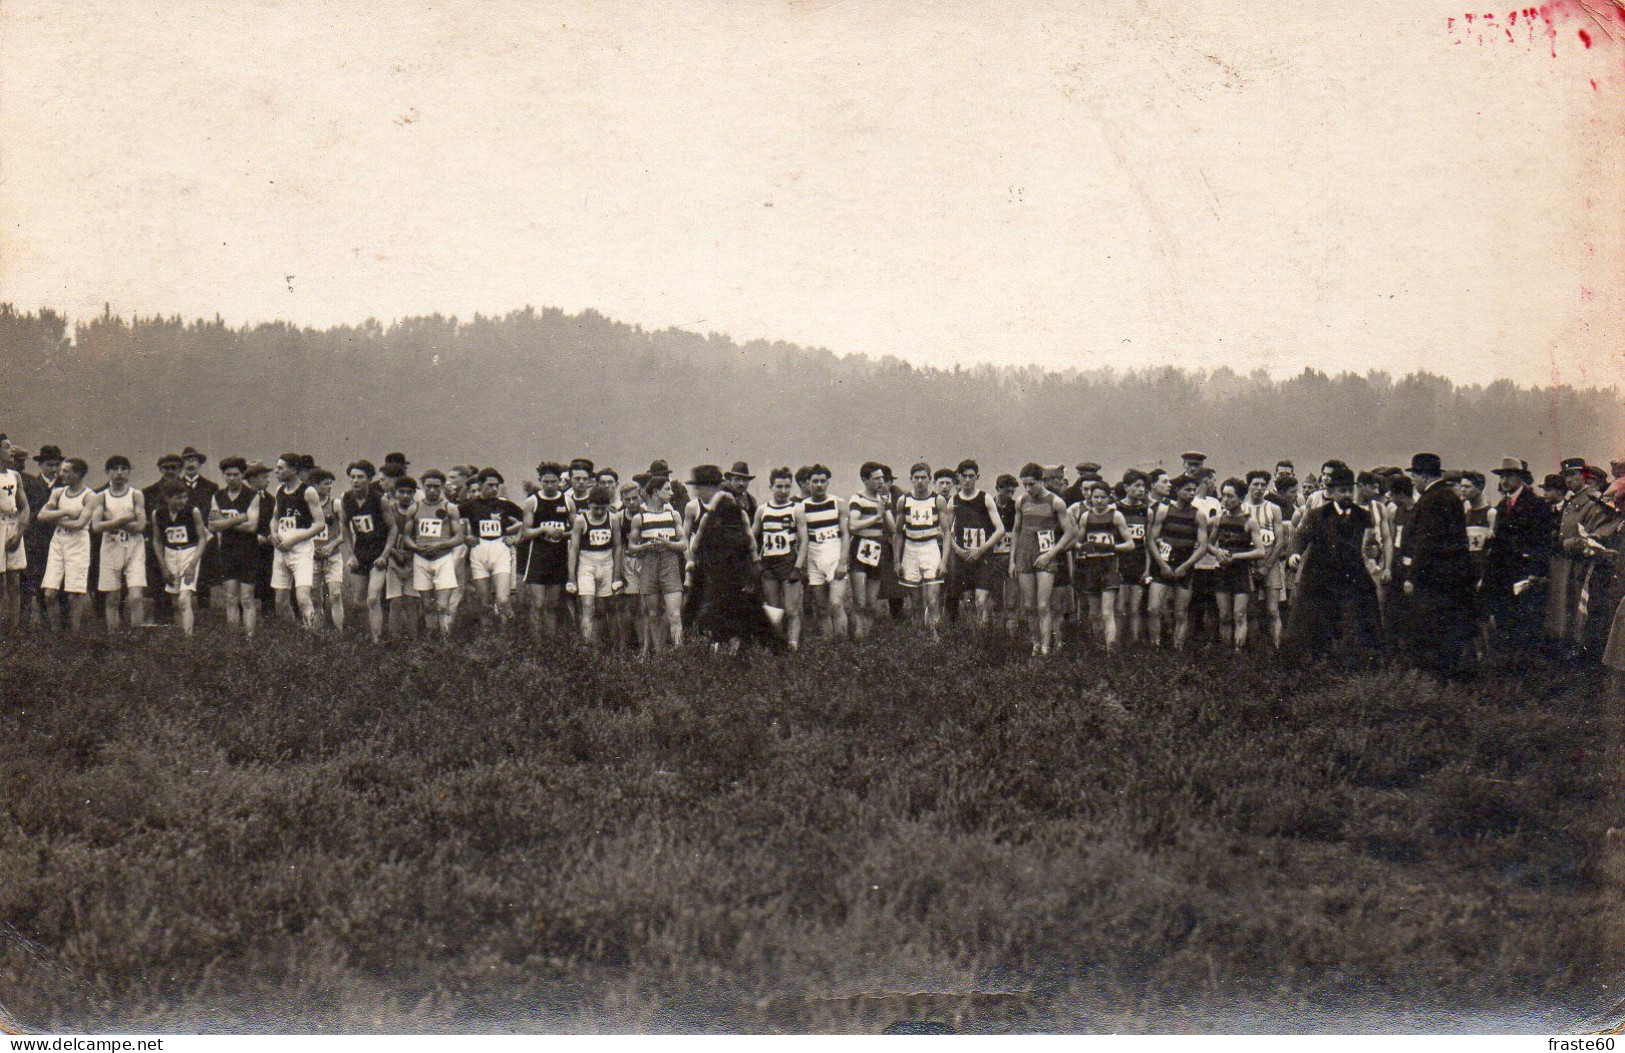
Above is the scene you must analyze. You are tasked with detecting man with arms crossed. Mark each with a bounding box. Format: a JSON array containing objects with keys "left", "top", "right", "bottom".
[{"left": 92, "top": 455, "right": 148, "bottom": 631}]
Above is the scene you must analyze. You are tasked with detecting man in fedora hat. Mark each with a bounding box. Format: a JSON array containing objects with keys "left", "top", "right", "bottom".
[
  {"left": 1546, "top": 457, "right": 1622, "bottom": 653},
  {"left": 179, "top": 447, "right": 219, "bottom": 606},
  {"left": 682, "top": 465, "right": 727, "bottom": 627},
  {"left": 1283, "top": 464, "right": 1383, "bottom": 661},
  {"left": 723, "top": 461, "right": 758, "bottom": 522},
  {"left": 1395, "top": 452, "right": 1476, "bottom": 675},
  {"left": 1480, "top": 457, "right": 1554, "bottom": 654},
  {"left": 20, "top": 444, "right": 63, "bottom": 623}
]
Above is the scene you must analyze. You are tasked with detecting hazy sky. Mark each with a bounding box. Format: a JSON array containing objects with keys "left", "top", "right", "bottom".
[{"left": 3, "top": 0, "right": 1621, "bottom": 386}]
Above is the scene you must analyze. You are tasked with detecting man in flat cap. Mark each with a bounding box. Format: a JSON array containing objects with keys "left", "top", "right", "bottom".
[
  {"left": 1395, "top": 453, "right": 1476, "bottom": 676},
  {"left": 1479, "top": 457, "right": 1554, "bottom": 654}
]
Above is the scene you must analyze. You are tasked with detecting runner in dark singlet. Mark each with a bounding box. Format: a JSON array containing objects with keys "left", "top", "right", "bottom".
[{"left": 1147, "top": 474, "right": 1207, "bottom": 650}]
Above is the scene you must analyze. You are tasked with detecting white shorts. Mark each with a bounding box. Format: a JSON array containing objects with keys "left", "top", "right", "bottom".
[
  {"left": 315, "top": 550, "right": 346, "bottom": 589},
  {"left": 98, "top": 533, "right": 148, "bottom": 591},
  {"left": 576, "top": 550, "right": 616, "bottom": 598},
  {"left": 805, "top": 539, "right": 843, "bottom": 587},
  {"left": 468, "top": 539, "right": 514, "bottom": 581},
  {"left": 899, "top": 539, "right": 942, "bottom": 586},
  {"left": 413, "top": 551, "right": 460, "bottom": 593},
  {"left": 385, "top": 556, "right": 419, "bottom": 600},
  {"left": 271, "top": 540, "right": 315, "bottom": 589},
  {"left": 0, "top": 517, "right": 27, "bottom": 572},
  {"left": 621, "top": 554, "right": 642, "bottom": 596},
  {"left": 163, "top": 545, "right": 202, "bottom": 594},
  {"left": 43, "top": 530, "right": 91, "bottom": 594}
]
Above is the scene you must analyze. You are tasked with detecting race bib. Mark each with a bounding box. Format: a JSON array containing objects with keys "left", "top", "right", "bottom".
[
  {"left": 165, "top": 525, "right": 189, "bottom": 545},
  {"left": 909, "top": 504, "right": 934, "bottom": 527},
  {"left": 1037, "top": 529, "right": 1057, "bottom": 553},
  {"left": 1156, "top": 539, "right": 1174, "bottom": 561},
  {"left": 959, "top": 527, "right": 986, "bottom": 549},
  {"left": 587, "top": 526, "right": 612, "bottom": 547},
  {"left": 1087, "top": 531, "right": 1115, "bottom": 549},
  {"left": 111, "top": 529, "right": 130, "bottom": 544},
  {"left": 994, "top": 533, "right": 1013, "bottom": 553},
  {"left": 316, "top": 524, "right": 329, "bottom": 543},
  {"left": 541, "top": 519, "right": 567, "bottom": 535},
  {"left": 1127, "top": 523, "right": 1146, "bottom": 541},
  {"left": 855, "top": 538, "right": 882, "bottom": 567},
  {"left": 479, "top": 518, "right": 503, "bottom": 539},
  {"left": 646, "top": 526, "right": 676, "bottom": 541},
  {"left": 811, "top": 525, "right": 840, "bottom": 544},
  {"left": 418, "top": 518, "right": 444, "bottom": 540},
  {"left": 1467, "top": 526, "right": 1489, "bottom": 552},
  {"left": 352, "top": 513, "right": 375, "bottom": 535},
  {"left": 278, "top": 515, "right": 299, "bottom": 532},
  {"left": 1259, "top": 528, "right": 1276, "bottom": 548},
  {"left": 763, "top": 531, "right": 793, "bottom": 556}
]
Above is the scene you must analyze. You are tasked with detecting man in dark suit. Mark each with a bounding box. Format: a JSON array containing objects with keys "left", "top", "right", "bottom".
[
  {"left": 20, "top": 444, "right": 62, "bottom": 624},
  {"left": 1397, "top": 452, "right": 1477, "bottom": 676},
  {"left": 1282, "top": 464, "right": 1383, "bottom": 663},
  {"left": 1479, "top": 457, "right": 1555, "bottom": 655},
  {"left": 179, "top": 446, "right": 219, "bottom": 606}
]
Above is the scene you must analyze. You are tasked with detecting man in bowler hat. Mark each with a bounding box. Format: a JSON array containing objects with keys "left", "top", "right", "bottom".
[
  {"left": 1396, "top": 452, "right": 1477, "bottom": 676},
  {"left": 1479, "top": 457, "right": 1555, "bottom": 654}
]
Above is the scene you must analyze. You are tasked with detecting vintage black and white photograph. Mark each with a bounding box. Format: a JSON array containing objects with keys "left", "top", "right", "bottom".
[{"left": 1, "top": 0, "right": 1623, "bottom": 1036}]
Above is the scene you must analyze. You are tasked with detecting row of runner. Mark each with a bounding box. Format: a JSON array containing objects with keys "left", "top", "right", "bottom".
[{"left": 0, "top": 441, "right": 1620, "bottom": 670}]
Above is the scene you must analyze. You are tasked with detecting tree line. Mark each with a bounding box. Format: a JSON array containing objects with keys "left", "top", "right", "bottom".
[{"left": 1, "top": 303, "right": 1617, "bottom": 486}]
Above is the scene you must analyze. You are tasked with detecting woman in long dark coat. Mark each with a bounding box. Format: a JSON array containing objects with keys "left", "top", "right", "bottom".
[{"left": 691, "top": 491, "right": 782, "bottom": 653}]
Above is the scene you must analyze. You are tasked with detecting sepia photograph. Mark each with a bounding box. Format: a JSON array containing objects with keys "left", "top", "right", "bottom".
[{"left": 2, "top": 0, "right": 1624, "bottom": 1036}]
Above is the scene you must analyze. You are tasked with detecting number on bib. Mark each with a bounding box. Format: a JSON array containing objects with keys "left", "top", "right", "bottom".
[
  {"left": 165, "top": 525, "right": 189, "bottom": 545},
  {"left": 812, "top": 526, "right": 840, "bottom": 544},
  {"left": 960, "top": 527, "right": 986, "bottom": 549},
  {"left": 1128, "top": 523, "right": 1146, "bottom": 541},
  {"left": 1156, "top": 539, "right": 1174, "bottom": 561},
  {"left": 418, "top": 518, "right": 444, "bottom": 539},
  {"left": 995, "top": 533, "right": 1013, "bottom": 553},
  {"left": 352, "top": 513, "right": 375, "bottom": 535},
  {"left": 479, "top": 519, "right": 502, "bottom": 539},
  {"left": 763, "top": 531, "right": 792, "bottom": 556},
  {"left": 1087, "top": 531, "right": 1115, "bottom": 549},
  {"left": 112, "top": 529, "right": 129, "bottom": 544},
  {"left": 1467, "top": 527, "right": 1488, "bottom": 552},
  {"left": 855, "top": 538, "right": 882, "bottom": 566},
  {"left": 1037, "top": 529, "right": 1057, "bottom": 553},
  {"left": 587, "top": 527, "right": 611, "bottom": 547},
  {"left": 1259, "top": 528, "right": 1276, "bottom": 548},
  {"left": 278, "top": 516, "right": 299, "bottom": 532}
]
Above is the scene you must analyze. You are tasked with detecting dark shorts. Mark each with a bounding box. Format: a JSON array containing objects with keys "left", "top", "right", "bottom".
[
  {"left": 525, "top": 540, "right": 569, "bottom": 586},
  {"left": 1212, "top": 562, "right": 1252, "bottom": 595},
  {"left": 947, "top": 555, "right": 1003, "bottom": 598},
  {"left": 1118, "top": 550, "right": 1148, "bottom": 587},
  {"left": 760, "top": 555, "right": 802, "bottom": 584},
  {"left": 849, "top": 535, "right": 886, "bottom": 575},
  {"left": 1190, "top": 567, "right": 1219, "bottom": 596},
  {"left": 1075, "top": 556, "right": 1123, "bottom": 594},
  {"left": 216, "top": 535, "right": 261, "bottom": 582},
  {"left": 1152, "top": 549, "right": 1195, "bottom": 586}
]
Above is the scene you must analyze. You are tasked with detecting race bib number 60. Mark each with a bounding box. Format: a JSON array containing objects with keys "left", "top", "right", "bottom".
[{"left": 479, "top": 519, "right": 503, "bottom": 539}]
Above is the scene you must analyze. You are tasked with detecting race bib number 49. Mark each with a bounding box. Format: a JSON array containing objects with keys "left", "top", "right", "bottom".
[{"left": 763, "top": 531, "right": 793, "bottom": 556}]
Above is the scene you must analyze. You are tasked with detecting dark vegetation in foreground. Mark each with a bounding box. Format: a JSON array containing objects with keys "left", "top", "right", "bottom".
[{"left": 1, "top": 626, "right": 1622, "bottom": 1033}]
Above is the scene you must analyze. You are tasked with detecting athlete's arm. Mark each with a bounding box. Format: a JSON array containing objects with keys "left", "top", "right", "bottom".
[
  {"left": 892, "top": 499, "right": 906, "bottom": 565},
  {"left": 231, "top": 494, "right": 259, "bottom": 534},
  {"left": 943, "top": 499, "right": 966, "bottom": 560},
  {"left": 980, "top": 492, "right": 1005, "bottom": 559},
  {"left": 834, "top": 496, "right": 850, "bottom": 576},
  {"left": 130, "top": 489, "right": 147, "bottom": 534},
  {"left": 1147, "top": 505, "right": 1174, "bottom": 576},
  {"left": 611, "top": 511, "right": 625, "bottom": 591},
  {"left": 565, "top": 515, "right": 583, "bottom": 593},
  {"left": 793, "top": 504, "right": 809, "bottom": 572},
  {"left": 503, "top": 504, "right": 524, "bottom": 539},
  {"left": 87, "top": 491, "right": 109, "bottom": 534},
  {"left": 1235, "top": 519, "right": 1266, "bottom": 562},
  {"left": 36, "top": 488, "right": 64, "bottom": 525},
  {"left": 1112, "top": 511, "right": 1135, "bottom": 553},
  {"left": 1174, "top": 517, "right": 1208, "bottom": 578},
  {"left": 668, "top": 511, "right": 689, "bottom": 553},
  {"left": 1008, "top": 503, "right": 1023, "bottom": 578},
  {"left": 849, "top": 500, "right": 881, "bottom": 535},
  {"left": 443, "top": 503, "right": 465, "bottom": 556},
  {"left": 185, "top": 507, "right": 210, "bottom": 576},
  {"left": 293, "top": 487, "right": 326, "bottom": 546},
  {"left": 1377, "top": 504, "right": 1394, "bottom": 582}
]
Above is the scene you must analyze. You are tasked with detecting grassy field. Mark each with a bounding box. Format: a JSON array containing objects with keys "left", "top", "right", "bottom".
[{"left": 1, "top": 622, "right": 1621, "bottom": 1033}]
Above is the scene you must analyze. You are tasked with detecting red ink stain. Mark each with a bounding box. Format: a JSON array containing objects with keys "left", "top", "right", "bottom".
[
  {"left": 1466, "top": 12, "right": 1476, "bottom": 21},
  {"left": 1593, "top": 77, "right": 1600, "bottom": 88},
  {"left": 1510, "top": 9, "right": 1518, "bottom": 21},
  {"left": 1580, "top": 27, "right": 1593, "bottom": 46},
  {"left": 1581, "top": 286, "right": 1595, "bottom": 301}
]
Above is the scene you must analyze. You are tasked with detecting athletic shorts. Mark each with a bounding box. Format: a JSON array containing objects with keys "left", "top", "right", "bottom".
[
  {"left": 525, "top": 540, "right": 569, "bottom": 587},
  {"left": 1254, "top": 561, "right": 1285, "bottom": 595},
  {"left": 0, "top": 518, "right": 26, "bottom": 572},
  {"left": 760, "top": 555, "right": 802, "bottom": 584},
  {"left": 315, "top": 550, "right": 347, "bottom": 589},
  {"left": 575, "top": 550, "right": 616, "bottom": 598},
  {"left": 271, "top": 540, "right": 315, "bottom": 589},
  {"left": 98, "top": 533, "right": 147, "bottom": 591},
  {"left": 899, "top": 539, "right": 942, "bottom": 586},
  {"left": 805, "top": 539, "right": 843, "bottom": 587},
  {"left": 216, "top": 534, "right": 260, "bottom": 582},
  {"left": 413, "top": 551, "right": 460, "bottom": 593},
  {"left": 849, "top": 535, "right": 885, "bottom": 576},
  {"left": 1118, "top": 550, "right": 1149, "bottom": 587},
  {"left": 385, "top": 554, "right": 419, "bottom": 600},
  {"left": 1152, "top": 548, "right": 1196, "bottom": 586},
  {"left": 1190, "top": 567, "right": 1219, "bottom": 596},
  {"left": 162, "top": 544, "right": 202, "bottom": 594},
  {"left": 42, "top": 530, "right": 91, "bottom": 594},
  {"left": 621, "top": 553, "right": 643, "bottom": 595},
  {"left": 947, "top": 555, "right": 1002, "bottom": 597},
  {"left": 1212, "top": 562, "right": 1251, "bottom": 595},
  {"left": 638, "top": 549, "right": 683, "bottom": 596},
  {"left": 468, "top": 539, "right": 514, "bottom": 581},
  {"left": 1074, "top": 555, "right": 1123, "bottom": 594},
  {"left": 1011, "top": 536, "right": 1060, "bottom": 577}
]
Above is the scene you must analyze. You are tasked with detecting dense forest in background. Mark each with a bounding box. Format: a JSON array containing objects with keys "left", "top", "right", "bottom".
[{"left": 0, "top": 304, "right": 1619, "bottom": 487}]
